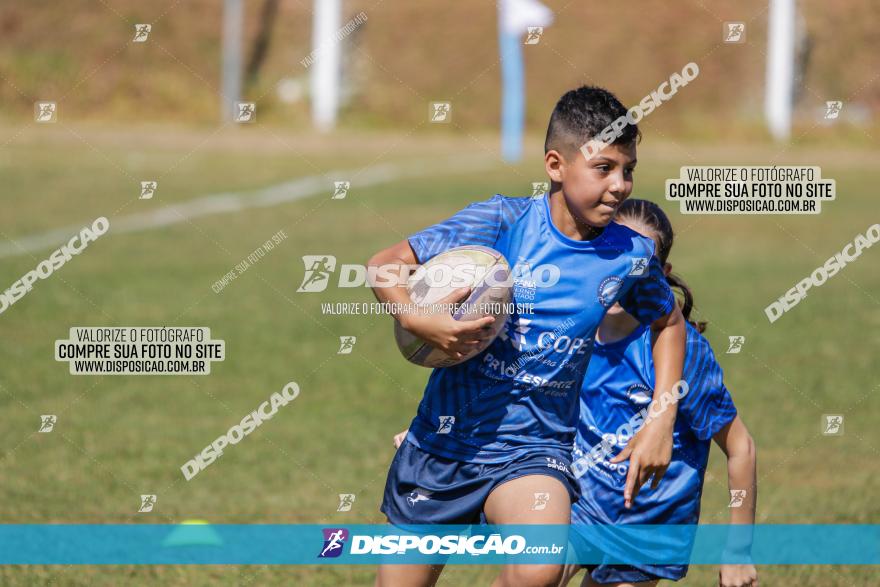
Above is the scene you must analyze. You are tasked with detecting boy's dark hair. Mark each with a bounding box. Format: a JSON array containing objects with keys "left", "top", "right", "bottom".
[
  {"left": 616, "top": 198, "right": 707, "bottom": 333},
  {"left": 544, "top": 86, "right": 641, "bottom": 155}
]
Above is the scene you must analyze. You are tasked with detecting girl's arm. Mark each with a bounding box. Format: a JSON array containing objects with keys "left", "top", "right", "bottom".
[
  {"left": 611, "top": 304, "right": 686, "bottom": 508},
  {"left": 713, "top": 416, "right": 758, "bottom": 587}
]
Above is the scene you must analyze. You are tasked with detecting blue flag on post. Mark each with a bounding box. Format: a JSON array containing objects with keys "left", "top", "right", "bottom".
[{"left": 498, "top": 0, "right": 554, "bottom": 162}]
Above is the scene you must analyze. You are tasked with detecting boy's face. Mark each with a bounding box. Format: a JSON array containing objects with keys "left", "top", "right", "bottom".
[{"left": 544, "top": 141, "right": 637, "bottom": 228}]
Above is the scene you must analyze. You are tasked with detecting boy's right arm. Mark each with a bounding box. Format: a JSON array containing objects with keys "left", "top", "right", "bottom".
[{"left": 367, "top": 239, "right": 495, "bottom": 361}]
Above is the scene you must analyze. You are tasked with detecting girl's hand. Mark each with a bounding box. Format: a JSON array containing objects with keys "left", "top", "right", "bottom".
[
  {"left": 719, "top": 563, "right": 757, "bottom": 586},
  {"left": 392, "top": 429, "right": 409, "bottom": 449}
]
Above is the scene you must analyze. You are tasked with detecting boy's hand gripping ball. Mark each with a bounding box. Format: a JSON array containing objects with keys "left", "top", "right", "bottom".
[{"left": 395, "top": 246, "right": 512, "bottom": 367}]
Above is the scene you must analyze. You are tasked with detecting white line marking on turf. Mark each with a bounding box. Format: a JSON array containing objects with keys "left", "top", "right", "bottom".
[{"left": 0, "top": 155, "right": 497, "bottom": 258}]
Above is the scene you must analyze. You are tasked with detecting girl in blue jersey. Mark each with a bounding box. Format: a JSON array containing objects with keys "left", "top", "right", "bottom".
[
  {"left": 370, "top": 87, "right": 688, "bottom": 587},
  {"left": 562, "top": 199, "right": 758, "bottom": 587}
]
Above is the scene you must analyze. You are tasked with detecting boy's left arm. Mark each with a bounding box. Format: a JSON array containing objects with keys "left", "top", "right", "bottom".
[{"left": 610, "top": 303, "right": 686, "bottom": 509}]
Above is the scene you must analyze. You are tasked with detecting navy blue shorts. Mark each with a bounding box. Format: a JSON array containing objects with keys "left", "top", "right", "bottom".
[
  {"left": 568, "top": 526, "right": 688, "bottom": 583},
  {"left": 381, "top": 440, "right": 580, "bottom": 526}
]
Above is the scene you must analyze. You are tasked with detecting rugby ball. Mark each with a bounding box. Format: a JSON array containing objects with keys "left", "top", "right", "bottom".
[{"left": 394, "top": 246, "right": 512, "bottom": 368}]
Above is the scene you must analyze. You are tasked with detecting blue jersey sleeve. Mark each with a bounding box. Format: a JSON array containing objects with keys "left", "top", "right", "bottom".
[
  {"left": 618, "top": 255, "right": 676, "bottom": 325},
  {"left": 679, "top": 332, "right": 738, "bottom": 440},
  {"left": 407, "top": 195, "right": 504, "bottom": 263}
]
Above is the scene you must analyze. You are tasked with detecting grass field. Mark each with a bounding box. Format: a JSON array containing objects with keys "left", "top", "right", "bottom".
[{"left": 0, "top": 124, "right": 878, "bottom": 585}]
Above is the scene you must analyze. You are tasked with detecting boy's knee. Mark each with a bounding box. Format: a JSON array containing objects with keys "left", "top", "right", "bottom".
[{"left": 499, "top": 563, "right": 564, "bottom": 587}]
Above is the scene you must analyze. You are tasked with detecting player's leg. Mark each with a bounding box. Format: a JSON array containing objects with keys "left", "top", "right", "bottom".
[
  {"left": 375, "top": 563, "right": 445, "bottom": 587},
  {"left": 558, "top": 563, "right": 585, "bottom": 586},
  {"left": 579, "top": 576, "right": 658, "bottom": 587},
  {"left": 563, "top": 565, "right": 660, "bottom": 587},
  {"left": 376, "top": 441, "right": 488, "bottom": 587},
  {"left": 580, "top": 564, "right": 661, "bottom": 587},
  {"left": 484, "top": 474, "right": 572, "bottom": 587}
]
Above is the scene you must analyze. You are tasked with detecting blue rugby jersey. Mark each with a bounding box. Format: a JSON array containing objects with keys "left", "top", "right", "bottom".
[
  {"left": 404, "top": 193, "right": 676, "bottom": 464},
  {"left": 572, "top": 321, "right": 738, "bottom": 526}
]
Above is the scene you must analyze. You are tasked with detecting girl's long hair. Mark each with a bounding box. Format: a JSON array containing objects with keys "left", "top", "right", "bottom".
[{"left": 616, "top": 199, "right": 707, "bottom": 333}]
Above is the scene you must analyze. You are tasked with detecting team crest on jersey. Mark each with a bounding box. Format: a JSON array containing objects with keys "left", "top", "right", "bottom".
[
  {"left": 626, "top": 383, "right": 652, "bottom": 405},
  {"left": 629, "top": 257, "right": 649, "bottom": 277},
  {"left": 598, "top": 276, "right": 623, "bottom": 307}
]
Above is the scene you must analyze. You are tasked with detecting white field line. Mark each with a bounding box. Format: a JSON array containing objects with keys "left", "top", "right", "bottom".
[{"left": 0, "top": 154, "right": 498, "bottom": 259}]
